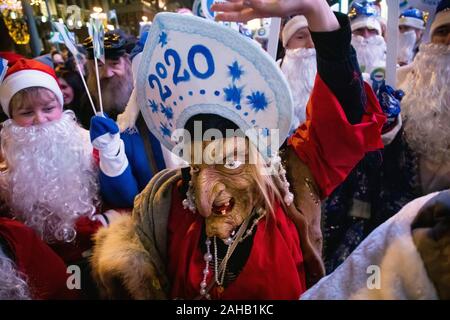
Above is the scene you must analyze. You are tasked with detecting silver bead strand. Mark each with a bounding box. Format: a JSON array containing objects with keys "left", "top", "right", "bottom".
[{"left": 200, "top": 237, "right": 212, "bottom": 299}]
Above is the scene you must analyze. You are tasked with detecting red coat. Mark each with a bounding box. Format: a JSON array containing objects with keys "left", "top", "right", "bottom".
[
  {"left": 167, "top": 186, "right": 306, "bottom": 300},
  {"left": 50, "top": 216, "right": 103, "bottom": 264},
  {"left": 289, "top": 76, "right": 385, "bottom": 198},
  {"left": 0, "top": 218, "right": 79, "bottom": 299}
]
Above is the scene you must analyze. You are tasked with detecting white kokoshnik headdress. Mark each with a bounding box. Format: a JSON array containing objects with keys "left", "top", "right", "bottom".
[{"left": 135, "top": 12, "right": 295, "bottom": 205}]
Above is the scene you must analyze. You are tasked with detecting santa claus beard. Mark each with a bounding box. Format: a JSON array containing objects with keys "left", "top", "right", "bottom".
[
  {"left": 0, "top": 249, "right": 30, "bottom": 300},
  {"left": 399, "top": 43, "right": 450, "bottom": 163},
  {"left": 281, "top": 48, "right": 317, "bottom": 131},
  {"left": 397, "top": 30, "right": 417, "bottom": 66},
  {"left": 351, "top": 34, "right": 386, "bottom": 74},
  {"left": 0, "top": 111, "right": 100, "bottom": 243},
  {"left": 87, "top": 61, "right": 133, "bottom": 118}
]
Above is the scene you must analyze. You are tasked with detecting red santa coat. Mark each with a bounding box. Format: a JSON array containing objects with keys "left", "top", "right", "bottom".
[
  {"left": 289, "top": 77, "right": 385, "bottom": 198},
  {"left": 50, "top": 216, "right": 104, "bottom": 264},
  {"left": 51, "top": 150, "right": 125, "bottom": 264},
  {"left": 0, "top": 218, "right": 78, "bottom": 299},
  {"left": 167, "top": 75, "right": 385, "bottom": 299}
]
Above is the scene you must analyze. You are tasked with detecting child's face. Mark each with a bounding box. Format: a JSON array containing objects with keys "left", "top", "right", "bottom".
[{"left": 11, "top": 89, "right": 63, "bottom": 127}]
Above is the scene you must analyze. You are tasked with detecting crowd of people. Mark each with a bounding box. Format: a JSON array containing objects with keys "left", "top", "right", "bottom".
[{"left": 0, "top": 0, "right": 448, "bottom": 300}]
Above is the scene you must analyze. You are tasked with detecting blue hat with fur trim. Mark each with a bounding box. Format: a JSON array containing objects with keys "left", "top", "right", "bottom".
[
  {"left": 399, "top": 8, "right": 427, "bottom": 30},
  {"left": 348, "top": 0, "right": 382, "bottom": 35},
  {"left": 135, "top": 13, "right": 293, "bottom": 160}
]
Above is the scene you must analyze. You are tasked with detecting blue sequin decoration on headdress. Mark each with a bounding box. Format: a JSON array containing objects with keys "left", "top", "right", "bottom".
[
  {"left": 400, "top": 8, "right": 426, "bottom": 21},
  {"left": 348, "top": 0, "right": 380, "bottom": 20}
]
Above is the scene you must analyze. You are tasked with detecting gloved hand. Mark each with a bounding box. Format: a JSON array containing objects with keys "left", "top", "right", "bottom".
[
  {"left": 90, "top": 114, "right": 121, "bottom": 156},
  {"left": 376, "top": 83, "right": 403, "bottom": 131},
  {"left": 90, "top": 114, "right": 129, "bottom": 177},
  {"left": 376, "top": 83, "right": 404, "bottom": 146}
]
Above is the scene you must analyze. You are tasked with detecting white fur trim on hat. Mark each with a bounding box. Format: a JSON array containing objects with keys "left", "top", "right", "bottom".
[
  {"left": 430, "top": 8, "right": 450, "bottom": 37},
  {"left": 282, "top": 15, "right": 308, "bottom": 48},
  {"left": 117, "top": 86, "right": 140, "bottom": 132},
  {"left": 131, "top": 52, "right": 142, "bottom": 83},
  {"left": 399, "top": 16, "right": 425, "bottom": 30},
  {"left": 351, "top": 16, "right": 382, "bottom": 35},
  {"left": 136, "top": 12, "right": 293, "bottom": 160},
  {"left": 0, "top": 69, "right": 63, "bottom": 117},
  {"left": 117, "top": 53, "right": 142, "bottom": 132}
]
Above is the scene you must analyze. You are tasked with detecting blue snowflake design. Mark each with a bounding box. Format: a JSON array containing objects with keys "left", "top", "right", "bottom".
[
  {"left": 148, "top": 99, "right": 158, "bottom": 113},
  {"left": 247, "top": 91, "right": 269, "bottom": 112},
  {"left": 227, "top": 61, "right": 244, "bottom": 82},
  {"left": 159, "top": 31, "right": 168, "bottom": 47},
  {"left": 261, "top": 128, "right": 270, "bottom": 137},
  {"left": 160, "top": 122, "right": 171, "bottom": 137},
  {"left": 223, "top": 84, "right": 244, "bottom": 105},
  {"left": 160, "top": 103, "right": 174, "bottom": 120}
]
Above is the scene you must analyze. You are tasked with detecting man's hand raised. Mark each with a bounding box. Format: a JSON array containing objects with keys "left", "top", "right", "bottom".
[
  {"left": 211, "top": 0, "right": 307, "bottom": 22},
  {"left": 212, "top": 0, "right": 339, "bottom": 32}
]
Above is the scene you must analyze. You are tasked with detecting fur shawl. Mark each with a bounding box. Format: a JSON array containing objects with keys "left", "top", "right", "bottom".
[{"left": 91, "top": 169, "right": 180, "bottom": 299}]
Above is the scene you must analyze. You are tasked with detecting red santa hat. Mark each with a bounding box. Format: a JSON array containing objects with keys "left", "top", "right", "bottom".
[
  {"left": 0, "top": 58, "right": 63, "bottom": 117},
  {"left": 0, "top": 51, "right": 25, "bottom": 67}
]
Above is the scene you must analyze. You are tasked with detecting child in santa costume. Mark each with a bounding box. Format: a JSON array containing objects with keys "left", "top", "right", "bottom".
[{"left": 0, "top": 59, "right": 123, "bottom": 267}]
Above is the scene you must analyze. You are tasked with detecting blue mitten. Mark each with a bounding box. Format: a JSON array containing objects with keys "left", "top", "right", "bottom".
[
  {"left": 376, "top": 83, "right": 404, "bottom": 145},
  {"left": 376, "top": 83, "right": 403, "bottom": 131},
  {"left": 90, "top": 114, "right": 121, "bottom": 154},
  {"left": 90, "top": 114, "right": 128, "bottom": 177}
]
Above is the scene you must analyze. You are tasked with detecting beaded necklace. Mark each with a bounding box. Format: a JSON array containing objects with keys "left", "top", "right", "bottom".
[{"left": 199, "top": 207, "right": 266, "bottom": 299}]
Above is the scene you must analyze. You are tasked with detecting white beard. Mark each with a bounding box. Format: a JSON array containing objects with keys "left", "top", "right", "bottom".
[
  {"left": 0, "top": 111, "right": 100, "bottom": 243},
  {"left": 399, "top": 43, "right": 450, "bottom": 163},
  {"left": 351, "top": 34, "right": 386, "bottom": 74},
  {"left": 281, "top": 48, "right": 317, "bottom": 131},
  {"left": 397, "top": 30, "right": 417, "bottom": 66},
  {"left": 0, "top": 248, "right": 30, "bottom": 300}
]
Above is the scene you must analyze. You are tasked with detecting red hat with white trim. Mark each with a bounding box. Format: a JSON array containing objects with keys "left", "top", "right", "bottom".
[{"left": 0, "top": 58, "right": 63, "bottom": 117}]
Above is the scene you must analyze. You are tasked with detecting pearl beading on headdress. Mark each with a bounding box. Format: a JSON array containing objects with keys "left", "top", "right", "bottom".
[
  {"left": 182, "top": 167, "right": 197, "bottom": 213},
  {"left": 269, "top": 154, "right": 294, "bottom": 206}
]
